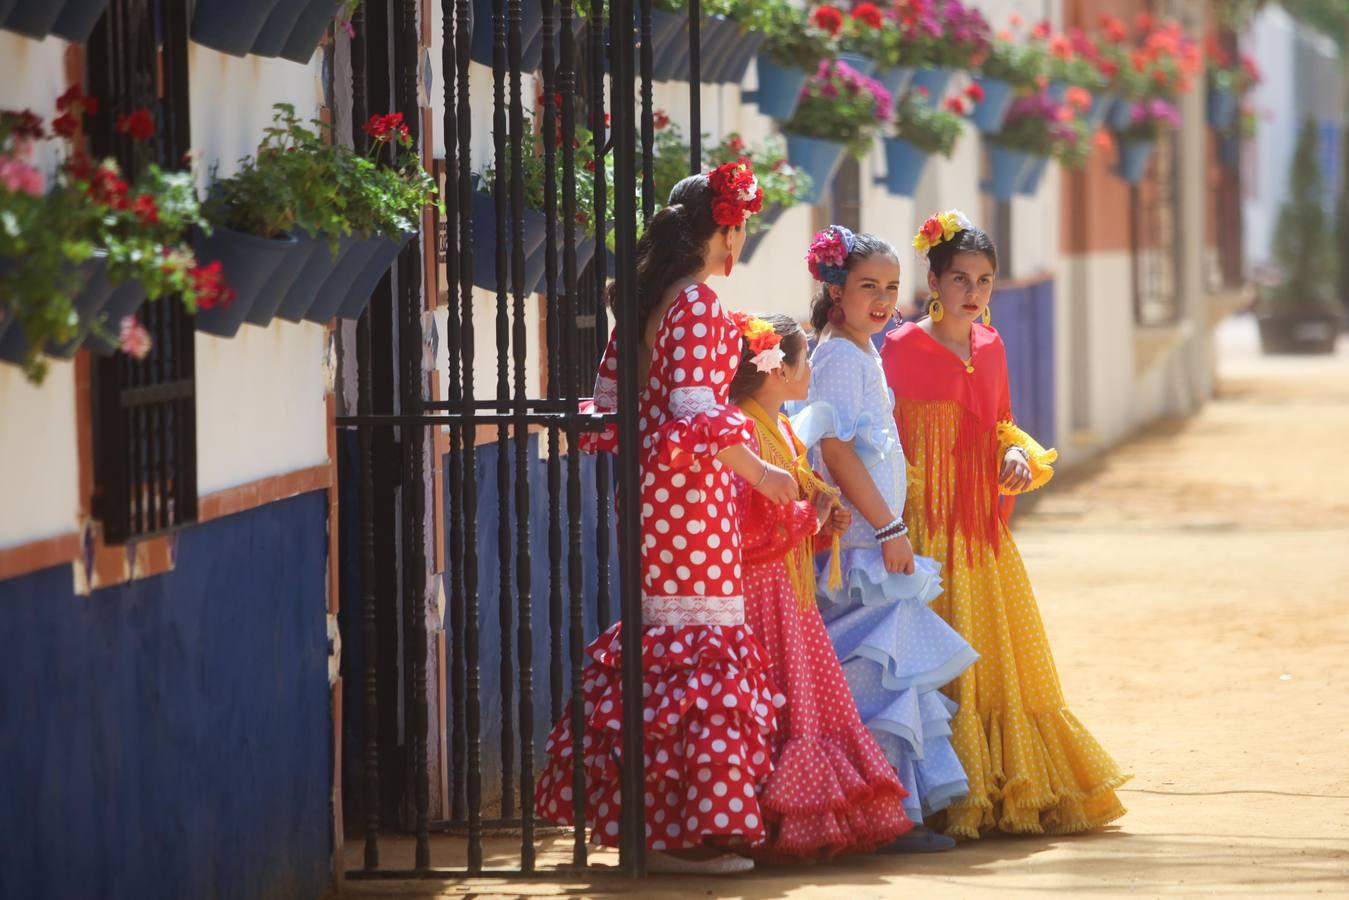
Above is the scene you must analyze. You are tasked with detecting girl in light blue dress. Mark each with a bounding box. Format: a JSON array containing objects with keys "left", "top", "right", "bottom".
[{"left": 790, "top": 225, "right": 978, "bottom": 852}]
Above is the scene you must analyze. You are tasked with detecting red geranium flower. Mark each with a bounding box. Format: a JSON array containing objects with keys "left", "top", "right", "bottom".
[
  {"left": 965, "top": 81, "right": 985, "bottom": 103},
  {"left": 131, "top": 193, "right": 159, "bottom": 225},
  {"left": 363, "top": 112, "right": 410, "bottom": 143},
  {"left": 1099, "top": 15, "right": 1128, "bottom": 44},
  {"left": 87, "top": 164, "right": 130, "bottom": 210},
  {"left": 811, "top": 4, "right": 845, "bottom": 36},
  {"left": 52, "top": 113, "right": 79, "bottom": 139},
  {"left": 1135, "top": 12, "right": 1154, "bottom": 34},
  {"left": 1, "top": 110, "right": 45, "bottom": 141},
  {"left": 191, "top": 261, "right": 235, "bottom": 310},
  {"left": 944, "top": 96, "right": 967, "bottom": 115},
  {"left": 851, "top": 2, "right": 884, "bottom": 29},
  {"left": 653, "top": 108, "right": 670, "bottom": 130},
  {"left": 116, "top": 108, "right": 156, "bottom": 141},
  {"left": 56, "top": 86, "right": 98, "bottom": 116},
  {"left": 1031, "top": 19, "right": 1051, "bottom": 40}
]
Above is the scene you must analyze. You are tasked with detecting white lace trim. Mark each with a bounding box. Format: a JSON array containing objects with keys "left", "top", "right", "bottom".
[
  {"left": 641, "top": 594, "right": 744, "bottom": 627},
  {"left": 669, "top": 386, "right": 718, "bottom": 419}
]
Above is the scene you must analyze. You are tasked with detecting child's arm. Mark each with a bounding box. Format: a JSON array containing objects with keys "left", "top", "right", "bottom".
[{"left": 819, "top": 438, "right": 915, "bottom": 575}]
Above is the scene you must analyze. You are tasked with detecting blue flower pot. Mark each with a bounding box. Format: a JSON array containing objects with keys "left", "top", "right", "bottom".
[
  {"left": 45, "top": 255, "right": 119, "bottom": 358},
  {"left": 715, "top": 29, "right": 764, "bottom": 85},
  {"left": 1086, "top": 90, "right": 1115, "bottom": 130},
  {"left": 1115, "top": 139, "right": 1155, "bottom": 185},
  {"left": 697, "top": 16, "right": 741, "bottom": 83},
  {"left": 836, "top": 52, "right": 876, "bottom": 78},
  {"left": 84, "top": 282, "right": 151, "bottom": 355},
  {"left": 2, "top": 0, "right": 63, "bottom": 38},
  {"left": 1016, "top": 155, "right": 1049, "bottom": 195},
  {"left": 875, "top": 137, "right": 929, "bottom": 197},
  {"left": 193, "top": 226, "right": 300, "bottom": 338},
  {"left": 533, "top": 236, "right": 597, "bottom": 295},
  {"left": 876, "top": 66, "right": 914, "bottom": 97},
  {"left": 983, "top": 145, "right": 1030, "bottom": 200},
  {"left": 279, "top": 0, "right": 340, "bottom": 63},
  {"left": 1207, "top": 85, "right": 1238, "bottom": 132},
  {"left": 0, "top": 0, "right": 18, "bottom": 30},
  {"left": 471, "top": 0, "right": 543, "bottom": 70},
  {"left": 191, "top": 0, "right": 286, "bottom": 57},
  {"left": 50, "top": 0, "right": 115, "bottom": 43},
  {"left": 623, "top": 9, "right": 685, "bottom": 78},
  {"left": 909, "top": 67, "right": 953, "bottom": 107},
  {"left": 1108, "top": 95, "right": 1136, "bottom": 131},
  {"left": 251, "top": 0, "right": 307, "bottom": 56},
  {"left": 469, "top": 189, "right": 550, "bottom": 295},
  {"left": 276, "top": 234, "right": 359, "bottom": 322},
  {"left": 746, "top": 53, "right": 809, "bottom": 121},
  {"left": 246, "top": 232, "right": 321, "bottom": 325},
  {"left": 969, "top": 75, "right": 1015, "bottom": 133},
  {"left": 785, "top": 133, "right": 846, "bottom": 206},
  {"left": 739, "top": 205, "right": 784, "bottom": 264},
  {"left": 303, "top": 237, "right": 382, "bottom": 323},
  {"left": 1046, "top": 80, "right": 1068, "bottom": 102},
  {"left": 337, "top": 233, "right": 414, "bottom": 319},
  {"left": 1219, "top": 135, "right": 1240, "bottom": 167}
]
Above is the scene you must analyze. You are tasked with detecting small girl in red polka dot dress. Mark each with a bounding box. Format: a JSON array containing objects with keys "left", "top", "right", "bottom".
[
  {"left": 533, "top": 164, "right": 801, "bottom": 875},
  {"left": 728, "top": 312, "right": 913, "bottom": 861}
]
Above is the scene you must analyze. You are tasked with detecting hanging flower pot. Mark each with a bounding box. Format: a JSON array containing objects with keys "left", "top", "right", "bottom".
[
  {"left": 470, "top": 0, "right": 544, "bottom": 71},
  {"left": 278, "top": 0, "right": 343, "bottom": 63},
  {"left": 50, "top": 0, "right": 116, "bottom": 43},
  {"left": 696, "top": 16, "right": 741, "bottom": 83},
  {"left": 982, "top": 145, "right": 1030, "bottom": 200},
  {"left": 336, "top": 233, "right": 414, "bottom": 319},
  {"left": 469, "top": 188, "right": 550, "bottom": 294},
  {"left": 1108, "top": 96, "right": 1136, "bottom": 131},
  {"left": 83, "top": 282, "right": 151, "bottom": 355},
  {"left": 191, "top": 0, "right": 287, "bottom": 57},
  {"left": 245, "top": 232, "right": 321, "bottom": 326},
  {"left": 302, "top": 237, "right": 382, "bottom": 322},
  {"left": 0, "top": 254, "right": 116, "bottom": 363},
  {"left": 651, "top": 9, "right": 692, "bottom": 80},
  {"left": 1, "top": 0, "right": 63, "bottom": 39},
  {"left": 1114, "top": 139, "right": 1155, "bottom": 185},
  {"left": 836, "top": 52, "right": 876, "bottom": 78},
  {"left": 875, "top": 137, "right": 929, "bottom": 197},
  {"left": 784, "top": 133, "right": 846, "bottom": 206},
  {"left": 273, "top": 235, "right": 356, "bottom": 322},
  {"left": 1016, "top": 155, "right": 1049, "bottom": 195},
  {"left": 746, "top": 54, "right": 809, "bottom": 121},
  {"left": 0, "top": 1, "right": 18, "bottom": 31},
  {"left": 251, "top": 0, "right": 312, "bottom": 58},
  {"left": 192, "top": 226, "right": 300, "bottom": 338},
  {"left": 532, "top": 235, "right": 597, "bottom": 295},
  {"left": 1086, "top": 91, "right": 1115, "bottom": 131},
  {"left": 968, "top": 75, "right": 1015, "bottom": 133},
  {"left": 1207, "top": 85, "right": 1238, "bottom": 132},
  {"left": 909, "top": 67, "right": 953, "bottom": 107},
  {"left": 1219, "top": 135, "right": 1239, "bottom": 168},
  {"left": 876, "top": 66, "right": 914, "bottom": 98}
]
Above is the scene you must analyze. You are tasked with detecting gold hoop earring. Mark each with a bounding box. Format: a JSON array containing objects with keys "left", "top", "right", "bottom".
[
  {"left": 929, "top": 297, "right": 944, "bottom": 323},
  {"left": 982, "top": 306, "right": 991, "bottom": 326}
]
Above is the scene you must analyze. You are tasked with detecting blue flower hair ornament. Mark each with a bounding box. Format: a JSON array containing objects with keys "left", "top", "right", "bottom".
[{"left": 806, "top": 224, "right": 855, "bottom": 286}]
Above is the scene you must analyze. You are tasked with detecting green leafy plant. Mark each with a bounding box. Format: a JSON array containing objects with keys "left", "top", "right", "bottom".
[
  {"left": 785, "top": 59, "right": 892, "bottom": 159},
  {"left": 979, "top": 36, "right": 1046, "bottom": 89},
  {"left": 742, "top": 0, "right": 837, "bottom": 71},
  {"left": 1, "top": 90, "right": 222, "bottom": 383},
  {"left": 891, "top": 89, "right": 965, "bottom": 157},
  {"left": 1268, "top": 121, "right": 1339, "bottom": 310}
]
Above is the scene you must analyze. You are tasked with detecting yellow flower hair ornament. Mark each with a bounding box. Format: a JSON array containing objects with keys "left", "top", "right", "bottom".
[
  {"left": 912, "top": 208, "right": 973, "bottom": 258},
  {"left": 730, "top": 311, "right": 786, "bottom": 373}
]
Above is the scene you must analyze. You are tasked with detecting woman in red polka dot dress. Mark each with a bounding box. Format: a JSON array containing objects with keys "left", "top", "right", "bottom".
[
  {"left": 728, "top": 313, "right": 913, "bottom": 861},
  {"left": 533, "top": 164, "right": 801, "bottom": 875}
]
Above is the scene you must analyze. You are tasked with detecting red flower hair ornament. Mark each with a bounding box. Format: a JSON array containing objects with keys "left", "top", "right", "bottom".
[{"left": 707, "top": 160, "right": 764, "bottom": 229}]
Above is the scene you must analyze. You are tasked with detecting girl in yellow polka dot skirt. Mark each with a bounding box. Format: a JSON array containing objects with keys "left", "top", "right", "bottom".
[{"left": 879, "top": 212, "right": 1131, "bottom": 838}]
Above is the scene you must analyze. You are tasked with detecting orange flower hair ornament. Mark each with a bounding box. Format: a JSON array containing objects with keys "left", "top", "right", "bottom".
[
  {"left": 730, "top": 311, "right": 786, "bottom": 373},
  {"left": 912, "top": 208, "right": 973, "bottom": 258}
]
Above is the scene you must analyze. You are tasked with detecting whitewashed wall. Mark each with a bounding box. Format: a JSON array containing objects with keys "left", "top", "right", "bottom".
[
  {"left": 0, "top": 33, "right": 332, "bottom": 548},
  {"left": 188, "top": 45, "right": 331, "bottom": 493},
  {"left": 1242, "top": 5, "right": 1300, "bottom": 277},
  {"left": 1, "top": 32, "right": 81, "bottom": 549}
]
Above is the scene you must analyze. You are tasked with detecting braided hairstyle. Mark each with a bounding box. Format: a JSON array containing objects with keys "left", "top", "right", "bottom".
[
  {"left": 808, "top": 232, "right": 900, "bottom": 332},
  {"left": 605, "top": 173, "right": 731, "bottom": 333},
  {"left": 728, "top": 313, "right": 807, "bottom": 403}
]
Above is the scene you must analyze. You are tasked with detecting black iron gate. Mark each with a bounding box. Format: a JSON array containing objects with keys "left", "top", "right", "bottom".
[{"left": 341, "top": 0, "right": 710, "bottom": 880}]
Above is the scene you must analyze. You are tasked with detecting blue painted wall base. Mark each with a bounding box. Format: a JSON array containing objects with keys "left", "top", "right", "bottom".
[{"left": 0, "top": 493, "right": 332, "bottom": 900}]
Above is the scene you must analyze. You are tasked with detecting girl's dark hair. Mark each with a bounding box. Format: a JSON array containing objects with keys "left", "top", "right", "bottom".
[
  {"left": 605, "top": 173, "right": 730, "bottom": 330},
  {"left": 729, "top": 314, "right": 808, "bottom": 402},
  {"left": 808, "top": 232, "right": 900, "bottom": 332},
  {"left": 925, "top": 225, "right": 998, "bottom": 277}
]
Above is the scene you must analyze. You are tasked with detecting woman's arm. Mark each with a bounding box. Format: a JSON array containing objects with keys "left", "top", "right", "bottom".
[
  {"left": 818, "top": 437, "right": 895, "bottom": 528},
  {"left": 718, "top": 443, "right": 798, "bottom": 505}
]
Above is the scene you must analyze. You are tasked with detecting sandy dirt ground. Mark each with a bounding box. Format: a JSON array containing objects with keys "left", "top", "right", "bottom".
[{"left": 342, "top": 316, "right": 1349, "bottom": 899}]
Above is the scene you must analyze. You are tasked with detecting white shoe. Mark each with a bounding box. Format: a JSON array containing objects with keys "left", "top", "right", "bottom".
[{"left": 646, "top": 850, "right": 755, "bottom": 875}]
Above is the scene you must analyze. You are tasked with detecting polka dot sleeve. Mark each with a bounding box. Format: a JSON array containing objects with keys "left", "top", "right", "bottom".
[
  {"left": 578, "top": 329, "right": 619, "bottom": 454},
  {"left": 652, "top": 288, "right": 753, "bottom": 469}
]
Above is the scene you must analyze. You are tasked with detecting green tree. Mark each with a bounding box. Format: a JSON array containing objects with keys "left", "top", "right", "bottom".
[{"left": 1271, "top": 121, "right": 1339, "bottom": 308}]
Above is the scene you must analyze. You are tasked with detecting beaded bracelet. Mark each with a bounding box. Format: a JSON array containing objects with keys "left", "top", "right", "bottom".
[{"left": 874, "top": 515, "right": 908, "bottom": 541}]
